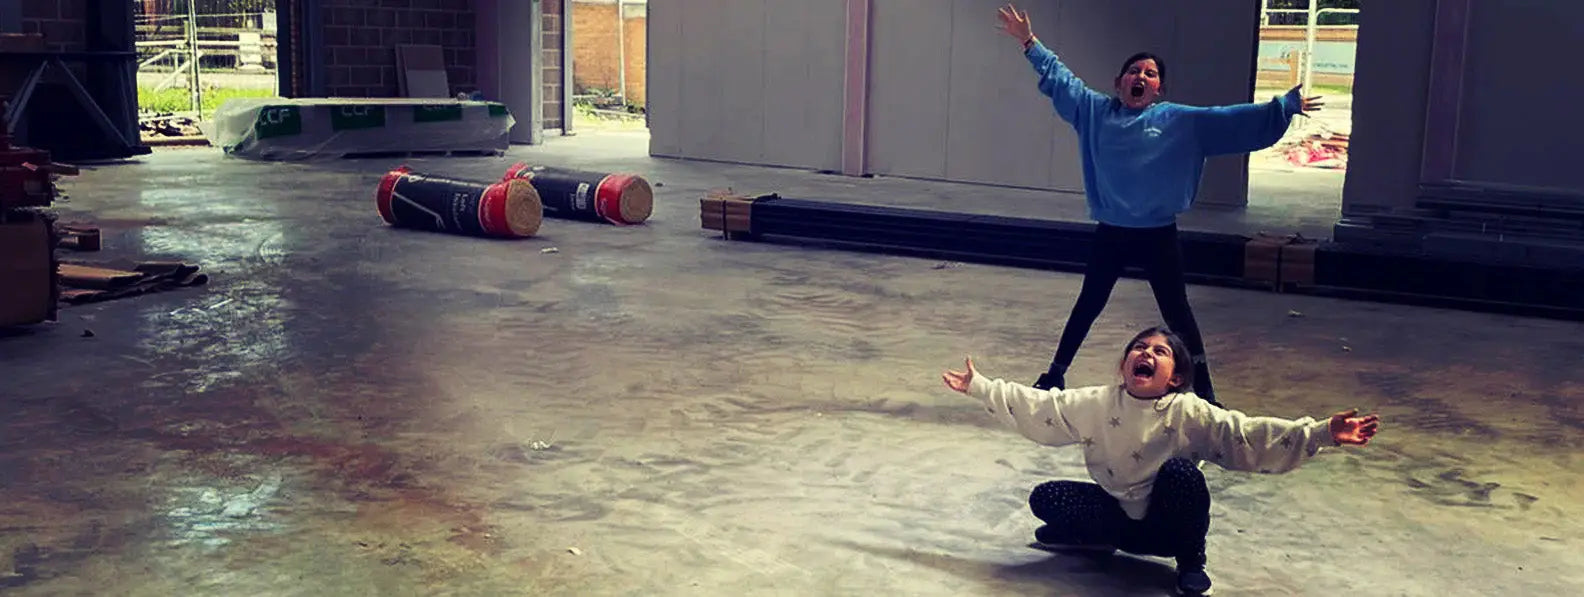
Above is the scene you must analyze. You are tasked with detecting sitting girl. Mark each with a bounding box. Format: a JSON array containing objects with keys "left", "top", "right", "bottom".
[{"left": 941, "top": 326, "right": 1380, "bottom": 596}]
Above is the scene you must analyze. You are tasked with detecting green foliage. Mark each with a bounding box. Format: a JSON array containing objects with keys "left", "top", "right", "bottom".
[{"left": 138, "top": 85, "right": 275, "bottom": 116}]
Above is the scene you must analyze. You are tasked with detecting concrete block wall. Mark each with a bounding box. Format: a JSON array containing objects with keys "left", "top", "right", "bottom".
[
  {"left": 19, "top": 0, "right": 86, "bottom": 51},
  {"left": 320, "top": 0, "right": 476, "bottom": 97},
  {"left": 572, "top": 1, "right": 646, "bottom": 106},
  {"left": 542, "top": 0, "right": 563, "bottom": 131}
]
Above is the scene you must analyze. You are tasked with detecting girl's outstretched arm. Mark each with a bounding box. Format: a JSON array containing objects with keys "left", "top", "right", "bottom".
[
  {"left": 1183, "top": 399, "right": 1378, "bottom": 473},
  {"left": 998, "top": 4, "right": 1105, "bottom": 129},
  {"left": 1184, "top": 86, "right": 1317, "bottom": 156},
  {"left": 1024, "top": 40, "right": 1108, "bottom": 129},
  {"left": 944, "top": 357, "right": 1085, "bottom": 447}
]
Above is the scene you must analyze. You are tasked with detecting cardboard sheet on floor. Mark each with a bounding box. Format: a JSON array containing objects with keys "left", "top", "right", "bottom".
[
  {"left": 201, "top": 97, "right": 515, "bottom": 161},
  {"left": 58, "top": 260, "right": 208, "bottom": 305}
]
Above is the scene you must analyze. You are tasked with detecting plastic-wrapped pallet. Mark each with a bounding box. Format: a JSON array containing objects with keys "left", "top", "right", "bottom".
[{"left": 201, "top": 98, "right": 516, "bottom": 161}]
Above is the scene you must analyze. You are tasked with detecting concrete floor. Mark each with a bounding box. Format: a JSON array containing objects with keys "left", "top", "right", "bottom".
[{"left": 2, "top": 132, "right": 1581, "bottom": 596}]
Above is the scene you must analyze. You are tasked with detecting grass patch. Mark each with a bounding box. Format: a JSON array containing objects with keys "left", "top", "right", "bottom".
[
  {"left": 571, "top": 100, "right": 647, "bottom": 131},
  {"left": 138, "top": 85, "right": 276, "bottom": 115}
]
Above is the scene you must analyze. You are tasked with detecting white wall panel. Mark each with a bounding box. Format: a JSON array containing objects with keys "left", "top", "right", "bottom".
[
  {"left": 943, "top": 0, "right": 1057, "bottom": 190},
  {"left": 866, "top": 0, "right": 953, "bottom": 180},
  {"left": 762, "top": 0, "right": 847, "bottom": 171},
  {"left": 648, "top": 0, "right": 843, "bottom": 169},
  {"left": 646, "top": 0, "right": 684, "bottom": 157}
]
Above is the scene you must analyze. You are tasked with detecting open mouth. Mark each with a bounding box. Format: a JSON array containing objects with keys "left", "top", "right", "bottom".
[
  {"left": 1129, "top": 83, "right": 1146, "bottom": 98},
  {"left": 1131, "top": 361, "right": 1155, "bottom": 378}
]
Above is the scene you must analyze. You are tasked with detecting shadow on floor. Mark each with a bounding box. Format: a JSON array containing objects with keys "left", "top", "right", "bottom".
[{"left": 833, "top": 538, "right": 1179, "bottom": 595}]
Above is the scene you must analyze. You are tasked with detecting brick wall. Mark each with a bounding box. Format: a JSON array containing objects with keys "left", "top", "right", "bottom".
[
  {"left": 321, "top": 0, "right": 476, "bottom": 98},
  {"left": 19, "top": 0, "right": 86, "bottom": 52},
  {"left": 571, "top": 1, "right": 645, "bottom": 106},
  {"left": 542, "top": 1, "right": 563, "bottom": 130}
]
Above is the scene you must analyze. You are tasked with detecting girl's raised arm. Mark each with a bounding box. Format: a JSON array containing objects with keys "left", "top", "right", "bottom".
[{"left": 998, "top": 4, "right": 1107, "bottom": 129}]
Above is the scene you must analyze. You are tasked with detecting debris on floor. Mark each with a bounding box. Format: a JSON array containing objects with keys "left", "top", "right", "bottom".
[
  {"left": 138, "top": 114, "right": 211, "bottom": 147},
  {"left": 57, "top": 260, "right": 209, "bottom": 305},
  {"left": 1279, "top": 130, "right": 1349, "bottom": 170},
  {"left": 56, "top": 224, "right": 100, "bottom": 251},
  {"left": 139, "top": 113, "right": 204, "bottom": 138}
]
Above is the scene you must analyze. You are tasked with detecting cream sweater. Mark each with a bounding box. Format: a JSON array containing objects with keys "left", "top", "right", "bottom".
[{"left": 967, "top": 373, "right": 1337, "bottom": 520}]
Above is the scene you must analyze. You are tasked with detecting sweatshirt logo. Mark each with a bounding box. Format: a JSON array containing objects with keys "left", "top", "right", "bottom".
[{"left": 1143, "top": 126, "right": 1164, "bottom": 138}]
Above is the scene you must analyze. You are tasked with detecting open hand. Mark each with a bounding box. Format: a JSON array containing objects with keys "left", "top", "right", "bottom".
[
  {"left": 996, "top": 4, "right": 1034, "bottom": 45},
  {"left": 942, "top": 357, "right": 978, "bottom": 394},
  {"left": 1329, "top": 409, "right": 1380, "bottom": 445},
  {"left": 1289, "top": 85, "right": 1325, "bottom": 113}
]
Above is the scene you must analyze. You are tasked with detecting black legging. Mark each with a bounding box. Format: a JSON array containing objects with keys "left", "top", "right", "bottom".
[
  {"left": 1048, "top": 222, "right": 1217, "bottom": 403},
  {"left": 1028, "top": 458, "right": 1210, "bottom": 565}
]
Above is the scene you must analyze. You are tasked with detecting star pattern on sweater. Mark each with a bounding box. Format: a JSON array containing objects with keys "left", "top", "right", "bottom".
[
  {"left": 1131, "top": 451, "right": 1143, "bottom": 463},
  {"left": 1211, "top": 451, "right": 1224, "bottom": 462},
  {"left": 1045, "top": 417, "right": 1055, "bottom": 427},
  {"left": 1081, "top": 437, "right": 1095, "bottom": 449},
  {"left": 1109, "top": 417, "right": 1122, "bottom": 428},
  {"left": 1106, "top": 466, "right": 1115, "bottom": 477},
  {"left": 1008, "top": 404, "right": 1015, "bottom": 416},
  {"left": 1280, "top": 435, "right": 1294, "bottom": 448},
  {"left": 1234, "top": 434, "right": 1250, "bottom": 447}
]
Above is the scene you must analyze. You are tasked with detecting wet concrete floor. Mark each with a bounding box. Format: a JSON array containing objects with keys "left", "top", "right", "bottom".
[{"left": 1, "top": 133, "right": 1581, "bottom": 596}]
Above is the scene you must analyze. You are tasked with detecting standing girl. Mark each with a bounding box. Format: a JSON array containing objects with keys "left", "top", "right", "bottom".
[
  {"left": 995, "top": 4, "right": 1324, "bottom": 404},
  {"left": 942, "top": 325, "right": 1380, "bottom": 596}
]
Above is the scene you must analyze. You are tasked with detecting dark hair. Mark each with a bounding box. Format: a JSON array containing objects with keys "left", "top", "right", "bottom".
[
  {"left": 1116, "top": 51, "right": 1168, "bottom": 92},
  {"left": 1118, "top": 325, "right": 1193, "bottom": 392}
]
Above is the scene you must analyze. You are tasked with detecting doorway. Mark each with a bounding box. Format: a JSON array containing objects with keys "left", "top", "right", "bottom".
[
  {"left": 1246, "top": 0, "right": 1360, "bottom": 234},
  {"left": 132, "top": 0, "right": 280, "bottom": 137},
  {"left": 568, "top": 0, "right": 647, "bottom": 133}
]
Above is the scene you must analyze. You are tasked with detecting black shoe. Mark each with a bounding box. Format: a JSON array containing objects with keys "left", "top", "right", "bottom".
[
  {"left": 1033, "top": 370, "right": 1066, "bottom": 391},
  {"left": 1175, "top": 556, "right": 1214, "bottom": 595},
  {"left": 1031, "top": 525, "right": 1114, "bottom": 556}
]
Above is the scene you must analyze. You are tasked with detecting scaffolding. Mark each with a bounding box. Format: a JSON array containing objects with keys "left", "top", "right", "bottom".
[
  {"left": 132, "top": 0, "right": 277, "bottom": 116},
  {"left": 1260, "top": 0, "right": 1359, "bottom": 91}
]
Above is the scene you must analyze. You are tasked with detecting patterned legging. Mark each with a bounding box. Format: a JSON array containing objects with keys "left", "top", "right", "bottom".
[{"left": 1027, "top": 458, "right": 1210, "bottom": 562}]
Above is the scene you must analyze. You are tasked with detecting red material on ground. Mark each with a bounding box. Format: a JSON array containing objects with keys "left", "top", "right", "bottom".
[{"left": 0, "top": 113, "right": 75, "bottom": 210}]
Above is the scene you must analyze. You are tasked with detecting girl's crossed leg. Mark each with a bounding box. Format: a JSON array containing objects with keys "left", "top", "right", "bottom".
[{"left": 1027, "top": 458, "right": 1214, "bottom": 593}]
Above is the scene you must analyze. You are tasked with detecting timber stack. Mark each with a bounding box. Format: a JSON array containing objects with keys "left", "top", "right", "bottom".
[{"left": 0, "top": 112, "right": 78, "bottom": 326}]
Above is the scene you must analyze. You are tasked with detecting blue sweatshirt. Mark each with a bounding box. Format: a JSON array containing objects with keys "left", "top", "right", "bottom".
[{"left": 1025, "top": 41, "right": 1303, "bottom": 228}]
